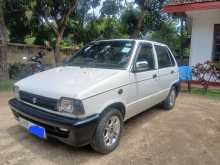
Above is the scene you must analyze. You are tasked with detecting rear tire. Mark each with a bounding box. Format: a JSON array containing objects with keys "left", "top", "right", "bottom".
[
  {"left": 91, "top": 108, "right": 123, "bottom": 154},
  {"left": 162, "top": 87, "right": 176, "bottom": 110}
]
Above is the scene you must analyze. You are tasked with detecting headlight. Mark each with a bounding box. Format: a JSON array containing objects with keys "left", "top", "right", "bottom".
[
  {"left": 58, "top": 98, "right": 85, "bottom": 116},
  {"left": 13, "top": 86, "right": 20, "bottom": 99}
]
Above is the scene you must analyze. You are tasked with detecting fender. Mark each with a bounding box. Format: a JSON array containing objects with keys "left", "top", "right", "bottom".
[
  {"left": 170, "top": 80, "right": 181, "bottom": 96},
  {"left": 98, "top": 98, "right": 126, "bottom": 118}
]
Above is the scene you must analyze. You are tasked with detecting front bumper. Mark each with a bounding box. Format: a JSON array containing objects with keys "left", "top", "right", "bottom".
[{"left": 9, "top": 98, "right": 99, "bottom": 147}]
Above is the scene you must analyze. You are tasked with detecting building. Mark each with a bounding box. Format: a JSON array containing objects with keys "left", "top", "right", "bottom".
[{"left": 164, "top": 0, "right": 220, "bottom": 66}]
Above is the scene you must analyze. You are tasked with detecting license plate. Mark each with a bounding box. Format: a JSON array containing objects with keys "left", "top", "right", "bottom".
[{"left": 18, "top": 117, "right": 47, "bottom": 139}]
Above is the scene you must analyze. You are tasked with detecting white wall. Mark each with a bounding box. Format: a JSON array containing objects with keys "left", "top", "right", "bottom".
[{"left": 187, "top": 9, "right": 220, "bottom": 66}]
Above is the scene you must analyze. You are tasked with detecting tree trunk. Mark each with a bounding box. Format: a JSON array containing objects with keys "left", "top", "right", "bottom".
[
  {"left": 54, "top": 33, "right": 62, "bottom": 65},
  {"left": 131, "top": 8, "right": 145, "bottom": 39},
  {"left": 0, "top": 0, "right": 9, "bottom": 80}
]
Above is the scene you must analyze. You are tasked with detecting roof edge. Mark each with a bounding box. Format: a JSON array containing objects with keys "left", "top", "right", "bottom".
[{"left": 164, "top": 1, "right": 220, "bottom": 13}]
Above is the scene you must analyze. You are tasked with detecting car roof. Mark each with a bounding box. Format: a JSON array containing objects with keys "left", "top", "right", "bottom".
[{"left": 96, "top": 39, "right": 168, "bottom": 47}]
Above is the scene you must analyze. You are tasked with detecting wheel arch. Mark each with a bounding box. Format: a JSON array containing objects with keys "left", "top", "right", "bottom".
[
  {"left": 101, "top": 102, "right": 126, "bottom": 119},
  {"left": 171, "top": 81, "right": 181, "bottom": 96}
]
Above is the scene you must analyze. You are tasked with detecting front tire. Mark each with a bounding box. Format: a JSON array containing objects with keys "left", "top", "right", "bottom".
[
  {"left": 162, "top": 87, "right": 176, "bottom": 110},
  {"left": 91, "top": 108, "right": 123, "bottom": 154}
]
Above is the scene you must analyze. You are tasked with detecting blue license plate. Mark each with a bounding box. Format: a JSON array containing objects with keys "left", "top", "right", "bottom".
[
  {"left": 19, "top": 117, "right": 46, "bottom": 139},
  {"left": 28, "top": 124, "right": 46, "bottom": 139}
]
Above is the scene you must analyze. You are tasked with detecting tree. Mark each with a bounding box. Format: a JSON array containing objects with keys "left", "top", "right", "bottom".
[
  {"left": 34, "top": 0, "right": 78, "bottom": 64},
  {"left": 2, "top": 0, "right": 52, "bottom": 46},
  {"left": 131, "top": 0, "right": 167, "bottom": 38},
  {"left": 121, "top": 8, "right": 139, "bottom": 36},
  {"left": 4, "top": 0, "right": 34, "bottom": 43},
  {"left": 148, "top": 22, "right": 191, "bottom": 63},
  {"left": 76, "top": 0, "right": 101, "bottom": 25},
  {"left": 100, "top": 0, "right": 121, "bottom": 18},
  {"left": 0, "top": 0, "right": 9, "bottom": 80},
  {"left": 1, "top": 0, "right": 183, "bottom": 67},
  {"left": 148, "top": 23, "right": 180, "bottom": 53}
]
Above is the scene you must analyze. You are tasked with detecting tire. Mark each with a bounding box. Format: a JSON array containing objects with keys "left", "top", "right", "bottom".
[
  {"left": 91, "top": 108, "right": 123, "bottom": 154},
  {"left": 162, "top": 87, "right": 176, "bottom": 110}
]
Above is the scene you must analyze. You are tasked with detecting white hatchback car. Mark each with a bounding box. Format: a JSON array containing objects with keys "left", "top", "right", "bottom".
[{"left": 9, "top": 39, "right": 180, "bottom": 154}]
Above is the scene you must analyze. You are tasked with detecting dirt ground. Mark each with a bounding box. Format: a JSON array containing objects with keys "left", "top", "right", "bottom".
[{"left": 0, "top": 92, "right": 220, "bottom": 165}]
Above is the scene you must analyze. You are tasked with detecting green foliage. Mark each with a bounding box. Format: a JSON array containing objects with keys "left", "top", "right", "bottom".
[
  {"left": 24, "top": 35, "right": 36, "bottom": 44},
  {"left": 0, "top": 80, "right": 13, "bottom": 91},
  {"left": 8, "top": 63, "right": 26, "bottom": 80},
  {"left": 4, "top": 0, "right": 34, "bottom": 43},
  {"left": 148, "top": 23, "right": 180, "bottom": 53},
  {"left": 65, "top": 16, "right": 128, "bottom": 45},
  {"left": 77, "top": 0, "right": 101, "bottom": 23},
  {"left": 121, "top": 9, "right": 139, "bottom": 36},
  {"left": 60, "top": 38, "right": 73, "bottom": 49},
  {"left": 4, "top": 0, "right": 53, "bottom": 45},
  {"left": 100, "top": 0, "right": 121, "bottom": 18},
  {"left": 33, "top": 24, "right": 55, "bottom": 46},
  {"left": 148, "top": 22, "right": 190, "bottom": 57},
  {"left": 134, "top": 0, "right": 169, "bottom": 34},
  {"left": 3, "top": 0, "right": 187, "bottom": 58}
]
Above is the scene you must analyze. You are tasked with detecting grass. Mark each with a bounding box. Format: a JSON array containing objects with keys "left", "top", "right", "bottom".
[
  {"left": 182, "top": 88, "right": 220, "bottom": 100},
  {"left": 0, "top": 80, "right": 14, "bottom": 91}
]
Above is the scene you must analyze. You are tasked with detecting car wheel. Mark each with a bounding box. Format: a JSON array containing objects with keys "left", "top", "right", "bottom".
[
  {"left": 91, "top": 108, "right": 123, "bottom": 154},
  {"left": 163, "top": 87, "right": 176, "bottom": 110}
]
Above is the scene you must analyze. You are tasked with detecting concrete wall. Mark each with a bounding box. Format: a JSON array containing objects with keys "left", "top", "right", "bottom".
[
  {"left": 187, "top": 9, "right": 220, "bottom": 66},
  {"left": 5, "top": 43, "right": 78, "bottom": 65}
]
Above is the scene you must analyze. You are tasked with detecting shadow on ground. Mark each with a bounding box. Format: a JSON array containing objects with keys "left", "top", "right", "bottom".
[{"left": 6, "top": 105, "right": 164, "bottom": 162}]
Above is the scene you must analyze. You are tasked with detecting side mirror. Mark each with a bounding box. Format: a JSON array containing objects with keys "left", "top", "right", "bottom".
[{"left": 134, "top": 61, "right": 150, "bottom": 72}]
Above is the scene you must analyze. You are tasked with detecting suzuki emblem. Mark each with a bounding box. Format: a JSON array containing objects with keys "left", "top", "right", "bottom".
[{"left": 32, "top": 97, "right": 37, "bottom": 104}]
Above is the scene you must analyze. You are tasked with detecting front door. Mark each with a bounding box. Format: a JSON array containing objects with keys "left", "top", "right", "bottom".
[{"left": 127, "top": 42, "right": 160, "bottom": 118}]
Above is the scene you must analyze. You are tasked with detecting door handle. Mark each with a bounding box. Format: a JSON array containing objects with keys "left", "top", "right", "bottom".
[
  {"left": 171, "top": 70, "right": 175, "bottom": 74},
  {"left": 153, "top": 74, "right": 157, "bottom": 79}
]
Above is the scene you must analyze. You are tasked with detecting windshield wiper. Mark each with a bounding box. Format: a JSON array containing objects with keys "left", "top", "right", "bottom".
[
  {"left": 93, "top": 63, "right": 122, "bottom": 68},
  {"left": 84, "top": 57, "right": 94, "bottom": 63},
  {"left": 65, "top": 61, "right": 123, "bottom": 69}
]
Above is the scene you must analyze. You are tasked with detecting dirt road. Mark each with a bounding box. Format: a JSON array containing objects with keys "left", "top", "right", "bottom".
[{"left": 0, "top": 92, "right": 220, "bottom": 165}]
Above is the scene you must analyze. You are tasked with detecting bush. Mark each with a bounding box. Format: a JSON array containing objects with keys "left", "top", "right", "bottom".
[
  {"left": 9, "top": 63, "right": 32, "bottom": 80},
  {"left": 0, "top": 80, "right": 14, "bottom": 91}
]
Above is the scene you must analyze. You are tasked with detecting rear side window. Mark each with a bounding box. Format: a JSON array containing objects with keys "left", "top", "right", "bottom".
[{"left": 155, "top": 45, "right": 174, "bottom": 69}]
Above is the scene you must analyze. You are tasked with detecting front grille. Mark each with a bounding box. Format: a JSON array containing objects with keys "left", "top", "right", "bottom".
[{"left": 19, "top": 91, "right": 58, "bottom": 111}]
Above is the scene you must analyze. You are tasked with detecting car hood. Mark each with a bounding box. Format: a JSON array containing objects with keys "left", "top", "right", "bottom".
[{"left": 16, "top": 66, "right": 122, "bottom": 99}]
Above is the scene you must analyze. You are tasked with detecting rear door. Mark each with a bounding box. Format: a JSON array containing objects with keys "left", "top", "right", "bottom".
[{"left": 154, "top": 45, "right": 178, "bottom": 99}]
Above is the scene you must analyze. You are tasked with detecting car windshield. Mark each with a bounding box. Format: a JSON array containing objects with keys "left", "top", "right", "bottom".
[{"left": 66, "top": 40, "right": 135, "bottom": 69}]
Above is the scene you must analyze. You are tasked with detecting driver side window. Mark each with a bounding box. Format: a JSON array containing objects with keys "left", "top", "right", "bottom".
[{"left": 136, "top": 43, "right": 155, "bottom": 71}]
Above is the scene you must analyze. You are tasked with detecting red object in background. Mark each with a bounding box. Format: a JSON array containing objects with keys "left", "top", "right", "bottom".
[
  {"left": 164, "top": 1, "right": 220, "bottom": 13},
  {"left": 181, "top": 81, "right": 220, "bottom": 90},
  {"left": 191, "top": 80, "right": 220, "bottom": 88}
]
